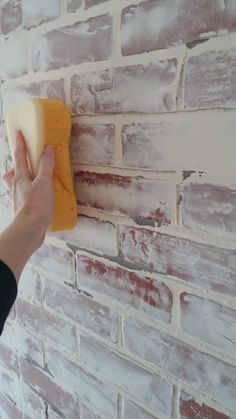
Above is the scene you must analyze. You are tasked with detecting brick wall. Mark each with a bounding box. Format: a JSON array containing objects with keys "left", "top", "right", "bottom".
[{"left": 0, "top": 0, "right": 236, "bottom": 418}]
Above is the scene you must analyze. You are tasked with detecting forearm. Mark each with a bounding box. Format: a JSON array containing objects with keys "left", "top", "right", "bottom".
[{"left": 0, "top": 208, "right": 44, "bottom": 284}]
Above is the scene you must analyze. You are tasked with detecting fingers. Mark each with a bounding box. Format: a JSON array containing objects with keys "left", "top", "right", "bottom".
[
  {"left": 37, "top": 145, "right": 55, "bottom": 180},
  {"left": 14, "top": 130, "right": 29, "bottom": 177},
  {"left": 3, "top": 168, "right": 15, "bottom": 190}
]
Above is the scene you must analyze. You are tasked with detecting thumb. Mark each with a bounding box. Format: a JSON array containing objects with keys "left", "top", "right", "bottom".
[{"left": 37, "top": 145, "right": 55, "bottom": 180}]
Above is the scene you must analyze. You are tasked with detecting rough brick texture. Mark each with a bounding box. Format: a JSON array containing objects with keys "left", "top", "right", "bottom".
[{"left": 0, "top": 1, "right": 236, "bottom": 418}]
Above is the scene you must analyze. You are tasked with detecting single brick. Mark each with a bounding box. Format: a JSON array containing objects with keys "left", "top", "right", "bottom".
[
  {"left": 74, "top": 171, "right": 175, "bottom": 225},
  {"left": 0, "top": 37, "right": 27, "bottom": 80},
  {"left": 121, "top": 110, "right": 236, "bottom": 172},
  {"left": 2, "top": 78, "right": 65, "bottom": 120},
  {"left": 184, "top": 48, "right": 236, "bottom": 110},
  {"left": 20, "top": 357, "right": 79, "bottom": 418},
  {"left": 45, "top": 345, "right": 117, "bottom": 418},
  {"left": 49, "top": 215, "right": 118, "bottom": 257},
  {"left": 182, "top": 183, "right": 236, "bottom": 240},
  {"left": 180, "top": 293, "right": 236, "bottom": 355},
  {"left": 124, "top": 399, "right": 158, "bottom": 419},
  {"left": 67, "top": 0, "right": 108, "bottom": 11},
  {"left": 80, "top": 334, "right": 173, "bottom": 416},
  {"left": 121, "top": 227, "right": 236, "bottom": 298},
  {"left": 70, "top": 123, "right": 115, "bottom": 165},
  {"left": 77, "top": 254, "right": 172, "bottom": 323},
  {"left": 22, "top": 381, "right": 45, "bottom": 419},
  {"left": 22, "top": 0, "right": 61, "bottom": 29},
  {"left": 32, "top": 14, "right": 112, "bottom": 72},
  {"left": 16, "top": 299, "right": 77, "bottom": 351},
  {"left": 43, "top": 278, "right": 118, "bottom": 342},
  {"left": 0, "top": 392, "right": 22, "bottom": 419},
  {"left": 124, "top": 316, "right": 236, "bottom": 411},
  {"left": 30, "top": 243, "right": 75, "bottom": 282},
  {"left": 121, "top": 0, "right": 236, "bottom": 55},
  {"left": 0, "top": 0, "right": 22, "bottom": 34},
  {"left": 180, "top": 391, "right": 230, "bottom": 419},
  {"left": 71, "top": 60, "right": 178, "bottom": 114}
]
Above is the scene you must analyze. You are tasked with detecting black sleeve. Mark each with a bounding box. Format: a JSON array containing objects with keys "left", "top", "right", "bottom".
[{"left": 0, "top": 260, "right": 17, "bottom": 336}]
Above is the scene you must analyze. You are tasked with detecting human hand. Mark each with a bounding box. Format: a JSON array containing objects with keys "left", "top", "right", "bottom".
[{"left": 3, "top": 130, "right": 55, "bottom": 240}]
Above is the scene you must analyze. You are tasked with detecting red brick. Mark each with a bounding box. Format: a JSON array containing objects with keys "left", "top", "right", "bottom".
[
  {"left": 32, "top": 14, "right": 112, "bottom": 72},
  {"left": 22, "top": 0, "right": 61, "bottom": 29},
  {"left": 22, "top": 381, "right": 46, "bottom": 419},
  {"left": 50, "top": 215, "right": 118, "bottom": 257},
  {"left": 124, "top": 399, "right": 158, "bottom": 419},
  {"left": 77, "top": 254, "right": 172, "bottom": 323},
  {"left": 43, "top": 277, "right": 118, "bottom": 342},
  {"left": 121, "top": 227, "right": 236, "bottom": 298},
  {"left": 180, "top": 391, "right": 230, "bottom": 419},
  {"left": 0, "top": 391, "right": 22, "bottom": 419},
  {"left": 20, "top": 356, "right": 79, "bottom": 418},
  {"left": 182, "top": 183, "right": 236, "bottom": 240},
  {"left": 0, "top": 37, "right": 27, "bottom": 80},
  {"left": 16, "top": 299, "right": 77, "bottom": 351},
  {"left": 124, "top": 316, "right": 236, "bottom": 411},
  {"left": 184, "top": 49, "right": 236, "bottom": 110},
  {"left": 70, "top": 123, "right": 115, "bottom": 165},
  {"left": 121, "top": 112, "right": 236, "bottom": 172},
  {"left": 67, "top": 0, "right": 108, "bottom": 11},
  {"left": 180, "top": 293, "right": 236, "bottom": 355},
  {"left": 0, "top": 0, "right": 22, "bottom": 34},
  {"left": 74, "top": 171, "right": 175, "bottom": 225},
  {"left": 121, "top": 0, "right": 236, "bottom": 56},
  {"left": 2, "top": 78, "right": 65, "bottom": 120},
  {"left": 30, "top": 243, "right": 75, "bottom": 282},
  {"left": 80, "top": 334, "right": 173, "bottom": 416},
  {"left": 45, "top": 344, "right": 117, "bottom": 418},
  {"left": 71, "top": 60, "right": 178, "bottom": 115}
]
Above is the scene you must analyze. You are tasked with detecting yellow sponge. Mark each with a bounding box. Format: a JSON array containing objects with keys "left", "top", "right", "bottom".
[{"left": 6, "top": 98, "right": 77, "bottom": 232}]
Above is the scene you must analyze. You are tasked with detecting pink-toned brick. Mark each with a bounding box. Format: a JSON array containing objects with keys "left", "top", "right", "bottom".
[
  {"left": 180, "top": 293, "right": 236, "bottom": 355},
  {"left": 32, "top": 14, "right": 112, "bottom": 72},
  {"left": 77, "top": 254, "right": 172, "bottom": 323},
  {"left": 0, "top": 37, "right": 27, "bottom": 80},
  {"left": 184, "top": 49, "right": 236, "bottom": 110},
  {"left": 45, "top": 344, "right": 117, "bottom": 418},
  {"left": 67, "top": 0, "right": 108, "bottom": 11},
  {"left": 43, "top": 277, "right": 118, "bottom": 342},
  {"left": 20, "top": 356, "right": 79, "bottom": 418},
  {"left": 22, "top": 381, "right": 46, "bottom": 419},
  {"left": 74, "top": 171, "right": 175, "bottom": 225},
  {"left": 70, "top": 123, "right": 115, "bottom": 165},
  {"left": 124, "top": 399, "right": 158, "bottom": 419},
  {"left": 121, "top": 0, "right": 236, "bottom": 56},
  {"left": 50, "top": 216, "right": 118, "bottom": 257},
  {"left": 121, "top": 227, "right": 236, "bottom": 298},
  {"left": 182, "top": 183, "right": 236, "bottom": 240},
  {"left": 16, "top": 299, "right": 77, "bottom": 352},
  {"left": 0, "top": 0, "right": 22, "bottom": 34},
  {"left": 2, "top": 78, "right": 65, "bottom": 120},
  {"left": 124, "top": 316, "right": 236, "bottom": 411},
  {"left": 30, "top": 243, "right": 75, "bottom": 282},
  {"left": 0, "top": 391, "right": 22, "bottom": 419},
  {"left": 80, "top": 334, "right": 173, "bottom": 416},
  {"left": 71, "top": 60, "right": 178, "bottom": 115},
  {"left": 22, "top": 0, "right": 61, "bottom": 29},
  {"left": 180, "top": 391, "right": 230, "bottom": 419}
]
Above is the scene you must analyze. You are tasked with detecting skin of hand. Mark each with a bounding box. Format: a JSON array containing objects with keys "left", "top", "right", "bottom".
[{"left": 0, "top": 130, "right": 55, "bottom": 283}]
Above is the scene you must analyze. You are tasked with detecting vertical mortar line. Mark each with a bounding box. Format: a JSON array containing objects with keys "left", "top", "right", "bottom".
[
  {"left": 114, "top": 119, "right": 123, "bottom": 167},
  {"left": 172, "top": 385, "right": 180, "bottom": 419},
  {"left": 176, "top": 46, "right": 188, "bottom": 112},
  {"left": 112, "top": 0, "right": 122, "bottom": 67},
  {"left": 64, "top": 74, "right": 72, "bottom": 111},
  {"left": 117, "top": 393, "right": 124, "bottom": 419},
  {"left": 61, "top": 0, "right": 67, "bottom": 16},
  {"left": 170, "top": 283, "right": 181, "bottom": 328},
  {"left": 27, "top": 30, "right": 34, "bottom": 77},
  {"left": 176, "top": 182, "right": 183, "bottom": 227}
]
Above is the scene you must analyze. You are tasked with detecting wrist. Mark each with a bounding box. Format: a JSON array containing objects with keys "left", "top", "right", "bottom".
[{"left": 18, "top": 205, "right": 47, "bottom": 250}]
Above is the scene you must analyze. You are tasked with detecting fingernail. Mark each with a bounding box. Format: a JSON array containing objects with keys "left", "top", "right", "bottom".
[{"left": 44, "top": 145, "right": 54, "bottom": 156}]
